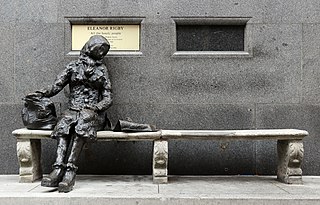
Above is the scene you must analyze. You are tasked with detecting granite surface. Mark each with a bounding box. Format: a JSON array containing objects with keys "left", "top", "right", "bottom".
[{"left": 1, "top": 0, "right": 320, "bottom": 176}]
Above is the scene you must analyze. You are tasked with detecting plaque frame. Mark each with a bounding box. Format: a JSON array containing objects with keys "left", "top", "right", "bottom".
[{"left": 64, "top": 17, "right": 145, "bottom": 57}]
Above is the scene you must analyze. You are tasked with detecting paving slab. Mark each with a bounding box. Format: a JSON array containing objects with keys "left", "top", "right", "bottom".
[{"left": 0, "top": 175, "right": 320, "bottom": 205}]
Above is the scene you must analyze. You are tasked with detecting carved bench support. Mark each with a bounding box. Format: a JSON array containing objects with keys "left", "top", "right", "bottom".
[
  {"left": 16, "top": 139, "right": 42, "bottom": 183},
  {"left": 13, "top": 128, "right": 308, "bottom": 184},
  {"left": 277, "top": 140, "right": 304, "bottom": 184},
  {"left": 153, "top": 140, "right": 168, "bottom": 184}
]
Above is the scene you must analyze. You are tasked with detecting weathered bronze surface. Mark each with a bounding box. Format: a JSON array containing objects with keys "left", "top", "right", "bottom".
[
  {"left": 24, "top": 35, "right": 112, "bottom": 192},
  {"left": 22, "top": 94, "right": 57, "bottom": 130},
  {"left": 113, "top": 120, "right": 157, "bottom": 132}
]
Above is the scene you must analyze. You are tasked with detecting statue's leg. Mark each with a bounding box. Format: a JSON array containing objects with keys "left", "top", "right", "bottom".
[
  {"left": 58, "top": 135, "right": 85, "bottom": 193},
  {"left": 55, "top": 137, "right": 70, "bottom": 165},
  {"left": 41, "top": 137, "right": 70, "bottom": 187}
]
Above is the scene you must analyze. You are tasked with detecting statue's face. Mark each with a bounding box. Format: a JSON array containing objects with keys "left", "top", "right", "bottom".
[{"left": 87, "top": 43, "right": 109, "bottom": 60}]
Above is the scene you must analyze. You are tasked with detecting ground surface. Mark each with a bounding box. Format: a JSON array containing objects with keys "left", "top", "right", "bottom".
[{"left": 1, "top": 175, "right": 320, "bottom": 204}]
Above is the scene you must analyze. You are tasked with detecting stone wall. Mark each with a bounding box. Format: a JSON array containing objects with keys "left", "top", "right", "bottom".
[{"left": 1, "top": 0, "right": 320, "bottom": 175}]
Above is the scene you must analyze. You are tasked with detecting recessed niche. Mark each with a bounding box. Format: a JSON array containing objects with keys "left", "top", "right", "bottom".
[
  {"left": 173, "top": 17, "right": 252, "bottom": 58},
  {"left": 176, "top": 25, "right": 245, "bottom": 51}
]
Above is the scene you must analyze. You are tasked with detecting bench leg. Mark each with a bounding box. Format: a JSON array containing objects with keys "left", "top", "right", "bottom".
[
  {"left": 153, "top": 140, "right": 168, "bottom": 184},
  {"left": 16, "top": 139, "right": 42, "bottom": 183},
  {"left": 277, "top": 140, "right": 304, "bottom": 184}
]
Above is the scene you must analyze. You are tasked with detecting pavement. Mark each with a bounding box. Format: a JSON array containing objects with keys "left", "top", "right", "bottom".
[{"left": 1, "top": 175, "right": 320, "bottom": 205}]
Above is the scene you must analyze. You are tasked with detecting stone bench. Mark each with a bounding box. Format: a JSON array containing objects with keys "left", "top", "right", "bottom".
[{"left": 12, "top": 128, "right": 308, "bottom": 184}]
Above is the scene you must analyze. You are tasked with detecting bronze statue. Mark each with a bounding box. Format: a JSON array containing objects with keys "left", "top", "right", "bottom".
[{"left": 24, "top": 35, "right": 112, "bottom": 192}]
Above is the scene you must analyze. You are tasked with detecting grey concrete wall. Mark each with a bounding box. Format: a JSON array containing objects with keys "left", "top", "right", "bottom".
[{"left": 1, "top": 0, "right": 320, "bottom": 176}]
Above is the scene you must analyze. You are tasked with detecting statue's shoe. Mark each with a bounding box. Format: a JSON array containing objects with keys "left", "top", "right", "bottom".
[
  {"left": 58, "top": 169, "right": 76, "bottom": 193},
  {"left": 41, "top": 166, "right": 65, "bottom": 187}
]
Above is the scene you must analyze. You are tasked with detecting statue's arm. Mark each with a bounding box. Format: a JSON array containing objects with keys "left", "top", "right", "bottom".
[
  {"left": 96, "top": 70, "right": 113, "bottom": 111},
  {"left": 37, "top": 65, "right": 71, "bottom": 97}
]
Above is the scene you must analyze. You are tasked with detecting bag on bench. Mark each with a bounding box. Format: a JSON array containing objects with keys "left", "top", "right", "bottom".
[{"left": 21, "top": 93, "right": 57, "bottom": 130}]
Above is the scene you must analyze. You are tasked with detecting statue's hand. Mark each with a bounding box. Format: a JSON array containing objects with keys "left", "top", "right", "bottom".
[
  {"left": 24, "top": 89, "right": 49, "bottom": 100},
  {"left": 84, "top": 104, "right": 99, "bottom": 112},
  {"left": 35, "top": 89, "right": 49, "bottom": 97},
  {"left": 25, "top": 92, "right": 43, "bottom": 99}
]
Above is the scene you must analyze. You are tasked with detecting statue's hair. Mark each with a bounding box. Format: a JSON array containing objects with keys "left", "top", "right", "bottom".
[{"left": 81, "top": 35, "right": 110, "bottom": 55}]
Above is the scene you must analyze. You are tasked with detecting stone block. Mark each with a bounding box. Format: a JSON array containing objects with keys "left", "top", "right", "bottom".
[
  {"left": 154, "top": 0, "right": 265, "bottom": 23},
  {"left": 302, "top": 0, "right": 320, "bottom": 23},
  {"left": 0, "top": 1, "right": 15, "bottom": 23},
  {"left": 76, "top": 141, "right": 153, "bottom": 175},
  {"left": 260, "top": 0, "right": 304, "bottom": 23},
  {"left": 302, "top": 24, "right": 320, "bottom": 60},
  {"left": 14, "top": 22, "right": 65, "bottom": 102},
  {"left": 169, "top": 140, "right": 256, "bottom": 175},
  {"left": 15, "top": 0, "right": 59, "bottom": 23},
  {"left": 107, "top": 58, "right": 172, "bottom": 105},
  {"left": 255, "top": 141, "right": 277, "bottom": 175},
  {"left": 0, "top": 104, "right": 24, "bottom": 174},
  {"left": 302, "top": 59, "right": 320, "bottom": 104},
  {"left": 58, "top": 0, "right": 108, "bottom": 22},
  {"left": 104, "top": 0, "right": 153, "bottom": 17},
  {"left": 159, "top": 176, "right": 290, "bottom": 196},
  {"left": 0, "top": 23, "right": 15, "bottom": 103},
  {"left": 256, "top": 104, "right": 320, "bottom": 175},
  {"left": 301, "top": 24, "right": 320, "bottom": 104}
]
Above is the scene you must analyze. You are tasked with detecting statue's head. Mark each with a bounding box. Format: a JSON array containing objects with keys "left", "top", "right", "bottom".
[{"left": 80, "top": 35, "right": 110, "bottom": 61}]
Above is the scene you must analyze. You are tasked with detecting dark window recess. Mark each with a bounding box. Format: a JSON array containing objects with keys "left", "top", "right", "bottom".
[{"left": 176, "top": 25, "right": 245, "bottom": 51}]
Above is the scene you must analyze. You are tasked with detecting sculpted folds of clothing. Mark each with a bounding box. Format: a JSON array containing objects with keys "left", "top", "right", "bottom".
[
  {"left": 52, "top": 109, "right": 98, "bottom": 141},
  {"left": 45, "top": 60, "right": 112, "bottom": 140},
  {"left": 46, "top": 61, "right": 112, "bottom": 111}
]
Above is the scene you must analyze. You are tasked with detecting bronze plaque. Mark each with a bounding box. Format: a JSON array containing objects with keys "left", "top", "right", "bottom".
[{"left": 72, "top": 25, "right": 140, "bottom": 51}]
